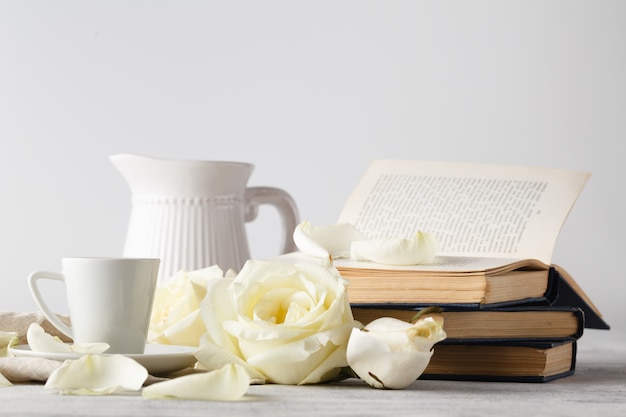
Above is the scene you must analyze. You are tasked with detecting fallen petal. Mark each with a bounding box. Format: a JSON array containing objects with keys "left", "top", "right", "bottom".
[
  {"left": 27, "top": 322, "right": 109, "bottom": 354},
  {"left": 70, "top": 343, "right": 111, "bottom": 354},
  {"left": 27, "top": 323, "right": 72, "bottom": 353},
  {"left": 351, "top": 231, "right": 439, "bottom": 265},
  {"left": 294, "top": 221, "right": 367, "bottom": 259},
  {"left": 195, "top": 343, "right": 266, "bottom": 383},
  {"left": 45, "top": 354, "right": 148, "bottom": 395},
  {"left": 142, "top": 364, "right": 250, "bottom": 401},
  {"left": 1, "top": 332, "right": 18, "bottom": 357}
]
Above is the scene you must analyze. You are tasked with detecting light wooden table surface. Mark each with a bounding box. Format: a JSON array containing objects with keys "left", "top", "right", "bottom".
[{"left": 1, "top": 329, "right": 624, "bottom": 417}]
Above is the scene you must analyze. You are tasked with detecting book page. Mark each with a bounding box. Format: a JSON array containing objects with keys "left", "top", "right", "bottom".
[
  {"left": 333, "top": 255, "right": 546, "bottom": 274},
  {"left": 277, "top": 251, "right": 545, "bottom": 274},
  {"left": 338, "top": 160, "right": 590, "bottom": 264}
]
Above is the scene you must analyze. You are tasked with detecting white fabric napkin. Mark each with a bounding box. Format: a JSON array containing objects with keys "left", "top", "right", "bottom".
[
  {"left": 0, "top": 356, "right": 61, "bottom": 382},
  {"left": 0, "top": 311, "right": 72, "bottom": 346},
  {"left": 0, "top": 311, "right": 72, "bottom": 382}
]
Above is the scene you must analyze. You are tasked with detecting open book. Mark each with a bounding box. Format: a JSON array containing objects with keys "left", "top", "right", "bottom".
[{"left": 331, "top": 160, "right": 591, "bottom": 305}]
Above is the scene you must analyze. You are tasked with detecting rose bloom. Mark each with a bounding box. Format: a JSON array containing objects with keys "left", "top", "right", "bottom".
[
  {"left": 197, "top": 259, "right": 360, "bottom": 385},
  {"left": 346, "top": 316, "right": 447, "bottom": 389},
  {"left": 149, "top": 266, "right": 233, "bottom": 347}
]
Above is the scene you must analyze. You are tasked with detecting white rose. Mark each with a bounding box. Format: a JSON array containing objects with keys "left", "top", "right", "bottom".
[
  {"left": 197, "top": 259, "right": 361, "bottom": 385},
  {"left": 149, "top": 266, "right": 233, "bottom": 347},
  {"left": 346, "top": 316, "right": 446, "bottom": 389}
]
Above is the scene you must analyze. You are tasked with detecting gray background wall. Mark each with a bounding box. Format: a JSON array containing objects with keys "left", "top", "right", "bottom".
[{"left": 1, "top": 1, "right": 624, "bottom": 334}]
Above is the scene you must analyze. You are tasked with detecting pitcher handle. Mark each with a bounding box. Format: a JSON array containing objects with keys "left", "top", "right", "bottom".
[{"left": 245, "top": 187, "right": 300, "bottom": 254}]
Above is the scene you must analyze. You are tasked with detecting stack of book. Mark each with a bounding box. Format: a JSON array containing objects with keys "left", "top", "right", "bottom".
[
  {"left": 347, "top": 264, "right": 608, "bottom": 382},
  {"left": 333, "top": 160, "right": 610, "bottom": 382}
]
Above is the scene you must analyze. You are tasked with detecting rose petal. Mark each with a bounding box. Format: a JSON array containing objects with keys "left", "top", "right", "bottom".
[
  {"left": 142, "top": 363, "right": 250, "bottom": 401},
  {"left": 69, "top": 343, "right": 111, "bottom": 354},
  {"left": 351, "top": 231, "right": 440, "bottom": 265},
  {"left": 298, "top": 343, "right": 350, "bottom": 385},
  {"left": 27, "top": 323, "right": 72, "bottom": 353},
  {"left": 363, "top": 316, "right": 415, "bottom": 332},
  {"left": 45, "top": 354, "right": 148, "bottom": 395},
  {"left": 195, "top": 343, "right": 266, "bottom": 383},
  {"left": 200, "top": 275, "right": 239, "bottom": 352},
  {"left": 1, "top": 331, "right": 18, "bottom": 357},
  {"left": 239, "top": 323, "right": 355, "bottom": 385},
  {"left": 158, "top": 309, "right": 206, "bottom": 347},
  {"left": 405, "top": 318, "right": 448, "bottom": 351},
  {"left": 27, "top": 323, "right": 110, "bottom": 354},
  {"left": 359, "top": 318, "right": 418, "bottom": 352},
  {"left": 293, "top": 221, "right": 367, "bottom": 259},
  {"left": 363, "top": 317, "right": 447, "bottom": 352}
]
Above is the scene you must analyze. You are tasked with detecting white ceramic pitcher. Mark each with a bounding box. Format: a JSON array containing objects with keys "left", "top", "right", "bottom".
[{"left": 110, "top": 153, "right": 299, "bottom": 281}]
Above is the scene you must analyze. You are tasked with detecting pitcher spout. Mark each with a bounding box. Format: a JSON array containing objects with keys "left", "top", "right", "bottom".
[{"left": 109, "top": 153, "right": 166, "bottom": 196}]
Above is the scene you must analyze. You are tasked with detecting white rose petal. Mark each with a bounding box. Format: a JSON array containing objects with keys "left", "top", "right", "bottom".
[
  {"left": 199, "top": 275, "right": 239, "bottom": 353},
  {"left": 363, "top": 316, "right": 446, "bottom": 352},
  {"left": 27, "top": 323, "right": 72, "bottom": 353},
  {"left": 293, "top": 220, "right": 367, "bottom": 259},
  {"left": 351, "top": 231, "right": 440, "bottom": 265},
  {"left": 142, "top": 364, "right": 250, "bottom": 401},
  {"left": 69, "top": 343, "right": 111, "bottom": 354},
  {"left": 158, "top": 309, "right": 206, "bottom": 347},
  {"left": 238, "top": 322, "right": 356, "bottom": 385},
  {"left": 196, "top": 337, "right": 267, "bottom": 383},
  {"left": 1, "top": 331, "right": 18, "bottom": 357},
  {"left": 26, "top": 323, "right": 109, "bottom": 354},
  {"left": 346, "top": 317, "right": 446, "bottom": 389},
  {"left": 45, "top": 354, "right": 148, "bottom": 395}
]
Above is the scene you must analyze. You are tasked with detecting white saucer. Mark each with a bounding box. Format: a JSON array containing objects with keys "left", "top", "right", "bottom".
[{"left": 9, "top": 343, "right": 198, "bottom": 375}]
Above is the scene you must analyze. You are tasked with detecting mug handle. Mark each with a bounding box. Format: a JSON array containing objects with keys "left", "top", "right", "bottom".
[
  {"left": 28, "top": 271, "right": 74, "bottom": 339},
  {"left": 245, "top": 186, "right": 300, "bottom": 254}
]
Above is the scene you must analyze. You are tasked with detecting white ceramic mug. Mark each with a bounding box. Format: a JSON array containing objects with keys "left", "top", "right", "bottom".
[{"left": 28, "top": 257, "right": 160, "bottom": 354}]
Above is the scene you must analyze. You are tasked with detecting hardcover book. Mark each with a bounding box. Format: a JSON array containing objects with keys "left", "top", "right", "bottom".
[
  {"left": 421, "top": 339, "right": 577, "bottom": 383},
  {"left": 348, "top": 265, "right": 610, "bottom": 330},
  {"left": 351, "top": 305, "right": 584, "bottom": 342}
]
